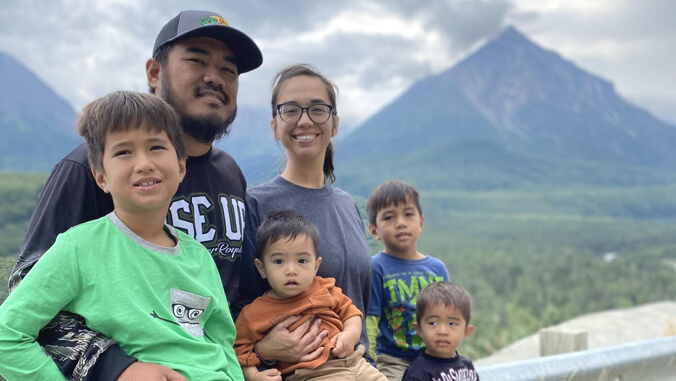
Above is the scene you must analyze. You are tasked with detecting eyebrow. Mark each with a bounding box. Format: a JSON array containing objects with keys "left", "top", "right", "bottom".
[
  {"left": 184, "top": 46, "right": 238, "bottom": 66},
  {"left": 424, "top": 315, "right": 462, "bottom": 321},
  {"left": 283, "top": 99, "right": 330, "bottom": 106},
  {"left": 109, "top": 141, "right": 131, "bottom": 151},
  {"left": 109, "top": 136, "right": 168, "bottom": 150},
  {"left": 146, "top": 136, "right": 169, "bottom": 144}
]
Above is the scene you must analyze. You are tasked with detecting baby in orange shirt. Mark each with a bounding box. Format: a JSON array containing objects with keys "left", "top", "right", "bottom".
[{"left": 234, "top": 210, "right": 386, "bottom": 381}]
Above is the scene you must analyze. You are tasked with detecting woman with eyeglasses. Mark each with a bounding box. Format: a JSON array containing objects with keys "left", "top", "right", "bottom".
[{"left": 235, "top": 64, "right": 374, "bottom": 375}]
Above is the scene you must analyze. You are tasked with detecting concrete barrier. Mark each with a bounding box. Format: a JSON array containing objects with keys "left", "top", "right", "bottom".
[{"left": 476, "top": 335, "right": 676, "bottom": 381}]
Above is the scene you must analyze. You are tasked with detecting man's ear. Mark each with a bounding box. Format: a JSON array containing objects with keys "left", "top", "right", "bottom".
[
  {"left": 412, "top": 321, "right": 420, "bottom": 336},
  {"left": 464, "top": 324, "right": 474, "bottom": 338},
  {"left": 419, "top": 214, "right": 425, "bottom": 231},
  {"left": 91, "top": 165, "right": 109, "bottom": 193},
  {"left": 254, "top": 258, "right": 266, "bottom": 279},
  {"left": 146, "top": 58, "right": 161, "bottom": 93},
  {"left": 368, "top": 224, "right": 380, "bottom": 240}
]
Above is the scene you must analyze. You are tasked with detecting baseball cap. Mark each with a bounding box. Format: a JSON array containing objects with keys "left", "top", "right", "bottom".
[{"left": 153, "top": 10, "right": 263, "bottom": 74}]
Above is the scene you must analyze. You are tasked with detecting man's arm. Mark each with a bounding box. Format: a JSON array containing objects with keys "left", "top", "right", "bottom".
[
  {"left": 7, "top": 144, "right": 136, "bottom": 381},
  {"left": 9, "top": 144, "right": 113, "bottom": 290},
  {"left": 0, "top": 235, "right": 79, "bottom": 380},
  {"left": 230, "top": 194, "right": 265, "bottom": 321}
]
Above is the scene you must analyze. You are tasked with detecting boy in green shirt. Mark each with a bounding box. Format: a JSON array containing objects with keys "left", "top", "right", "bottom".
[{"left": 0, "top": 91, "right": 243, "bottom": 381}]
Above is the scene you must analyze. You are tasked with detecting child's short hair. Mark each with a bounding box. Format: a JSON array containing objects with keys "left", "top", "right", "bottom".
[
  {"left": 416, "top": 282, "right": 472, "bottom": 325},
  {"left": 77, "top": 90, "right": 186, "bottom": 172},
  {"left": 367, "top": 180, "right": 423, "bottom": 225},
  {"left": 255, "top": 210, "right": 320, "bottom": 260}
]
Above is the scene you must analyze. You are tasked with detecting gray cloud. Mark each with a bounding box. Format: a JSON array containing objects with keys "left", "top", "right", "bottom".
[
  {"left": 396, "top": 0, "right": 512, "bottom": 51},
  {"left": 1, "top": 0, "right": 674, "bottom": 126}
]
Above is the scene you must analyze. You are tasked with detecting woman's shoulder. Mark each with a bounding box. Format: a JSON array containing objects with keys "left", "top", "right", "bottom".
[
  {"left": 247, "top": 176, "right": 284, "bottom": 196},
  {"left": 245, "top": 177, "right": 289, "bottom": 218},
  {"left": 327, "top": 184, "right": 357, "bottom": 203}
]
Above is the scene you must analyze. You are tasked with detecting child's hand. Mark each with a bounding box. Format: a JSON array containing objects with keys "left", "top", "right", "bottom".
[
  {"left": 251, "top": 368, "right": 282, "bottom": 381},
  {"left": 329, "top": 331, "right": 357, "bottom": 358}
]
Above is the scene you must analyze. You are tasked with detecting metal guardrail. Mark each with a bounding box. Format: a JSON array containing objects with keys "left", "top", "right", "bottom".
[{"left": 476, "top": 335, "right": 676, "bottom": 381}]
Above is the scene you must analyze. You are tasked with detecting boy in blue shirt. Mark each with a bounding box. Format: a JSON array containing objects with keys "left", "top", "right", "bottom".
[
  {"left": 367, "top": 180, "right": 450, "bottom": 381},
  {"left": 0, "top": 91, "right": 243, "bottom": 381}
]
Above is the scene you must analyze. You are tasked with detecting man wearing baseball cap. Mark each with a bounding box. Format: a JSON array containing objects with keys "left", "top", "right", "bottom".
[{"left": 9, "top": 10, "right": 263, "bottom": 381}]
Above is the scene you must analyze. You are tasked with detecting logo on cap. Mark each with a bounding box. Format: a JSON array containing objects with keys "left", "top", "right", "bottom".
[{"left": 200, "top": 15, "right": 229, "bottom": 27}]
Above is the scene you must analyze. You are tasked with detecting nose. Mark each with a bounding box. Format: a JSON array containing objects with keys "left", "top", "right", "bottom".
[
  {"left": 135, "top": 152, "right": 155, "bottom": 173},
  {"left": 395, "top": 215, "right": 407, "bottom": 228},
  {"left": 297, "top": 109, "right": 314, "bottom": 126},
  {"left": 202, "top": 63, "right": 225, "bottom": 89},
  {"left": 285, "top": 263, "right": 298, "bottom": 276}
]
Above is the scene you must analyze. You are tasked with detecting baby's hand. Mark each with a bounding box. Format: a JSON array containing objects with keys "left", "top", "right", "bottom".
[
  {"left": 251, "top": 368, "right": 281, "bottom": 381},
  {"left": 330, "top": 331, "right": 356, "bottom": 358}
]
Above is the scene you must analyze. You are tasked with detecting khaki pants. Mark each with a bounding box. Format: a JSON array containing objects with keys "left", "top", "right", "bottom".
[
  {"left": 287, "top": 345, "right": 387, "bottom": 381},
  {"left": 375, "top": 352, "right": 411, "bottom": 381}
]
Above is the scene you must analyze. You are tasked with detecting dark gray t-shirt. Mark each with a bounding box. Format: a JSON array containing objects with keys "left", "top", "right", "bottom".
[{"left": 238, "top": 175, "right": 372, "bottom": 349}]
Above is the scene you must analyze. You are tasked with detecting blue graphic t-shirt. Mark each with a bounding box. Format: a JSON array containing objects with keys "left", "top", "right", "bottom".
[{"left": 368, "top": 252, "right": 450, "bottom": 360}]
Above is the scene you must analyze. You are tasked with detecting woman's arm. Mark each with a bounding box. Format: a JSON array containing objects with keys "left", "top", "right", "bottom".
[{"left": 252, "top": 316, "right": 328, "bottom": 363}]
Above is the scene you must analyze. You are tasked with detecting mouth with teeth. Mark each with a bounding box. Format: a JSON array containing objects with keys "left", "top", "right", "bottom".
[
  {"left": 294, "top": 133, "right": 319, "bottom": 141},
  {"left": 135, "top": 179, "right": 161, "bottom": 188},
  {"left": 195, "top": 87, "right": 228, "bottom": 105},
  {"left": 284, "top": 280, "right": 299, "bottom": 287}
]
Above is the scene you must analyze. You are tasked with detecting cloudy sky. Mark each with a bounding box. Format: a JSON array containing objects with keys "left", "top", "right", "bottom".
[{"left": 1, "top": 0, "right": 675, "bottom": 128}]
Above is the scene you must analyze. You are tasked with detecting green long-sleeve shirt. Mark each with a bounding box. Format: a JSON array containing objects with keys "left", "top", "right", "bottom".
[{"left": 0, "top": 213, "right": 243, "bottom": 381}]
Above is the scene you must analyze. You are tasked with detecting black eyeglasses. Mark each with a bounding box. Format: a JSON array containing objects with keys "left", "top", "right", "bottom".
[{"left": 275, "top": 103, "right": 336, "bottom": 124}]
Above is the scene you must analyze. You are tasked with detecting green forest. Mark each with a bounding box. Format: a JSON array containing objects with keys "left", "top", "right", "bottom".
[{"left": 1, "top": 171, "right": 675, "bottom": 361}]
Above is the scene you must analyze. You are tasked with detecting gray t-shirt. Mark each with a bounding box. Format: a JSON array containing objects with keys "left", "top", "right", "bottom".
[{"left": 239, "top": 175, "right": 372, "bottom": 349}]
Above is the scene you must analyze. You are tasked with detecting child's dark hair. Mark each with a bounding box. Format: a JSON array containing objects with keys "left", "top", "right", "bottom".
[
  {"left": 255, "top": 210, "right": 320, "bottom": 260},
  {"left": 77, "top": 91, "right": 186, "bottom": 172},
  {"left": 367, "top": 180, "right": 423, "bottom": 225},
  {"left": 416, "top": 282, "right": 472, "bottom": 325}
]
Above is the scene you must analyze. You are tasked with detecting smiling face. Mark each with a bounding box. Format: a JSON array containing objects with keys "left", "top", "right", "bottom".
[
  {"left": 254, "top": 233, "right": 322, "bottom": 299},
  {"left": 271, "top": 75, "right": 339, "bottom": 170},
  {"left": 369, "top": 198, "right": 425, "bottom": 259},
  {"left": 413, "top": 303, "right": 474, "bottom": 359},
  {"left": 147, "top": 36, "right": 239, "bottom": 145},
  {"left": 92, "top": 127, "right": 186, "bottom": 216}
]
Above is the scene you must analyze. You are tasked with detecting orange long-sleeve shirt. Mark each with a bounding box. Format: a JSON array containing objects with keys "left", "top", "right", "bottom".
[{"left": 234, "top": 276, "right": 363, "bottom": 375}]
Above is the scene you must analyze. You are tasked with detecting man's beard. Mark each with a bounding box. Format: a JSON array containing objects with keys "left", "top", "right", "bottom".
[{"left": 160, "top": 73, "right": 237, "bottom": 145}]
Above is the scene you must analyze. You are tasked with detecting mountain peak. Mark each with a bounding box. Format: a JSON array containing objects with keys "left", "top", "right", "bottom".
[
  {"left": 496, "top": 25, "right": 528, "bottom": 43},
  {"left": 485, "top": 25, "right": 543, "bottom": 56}
]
